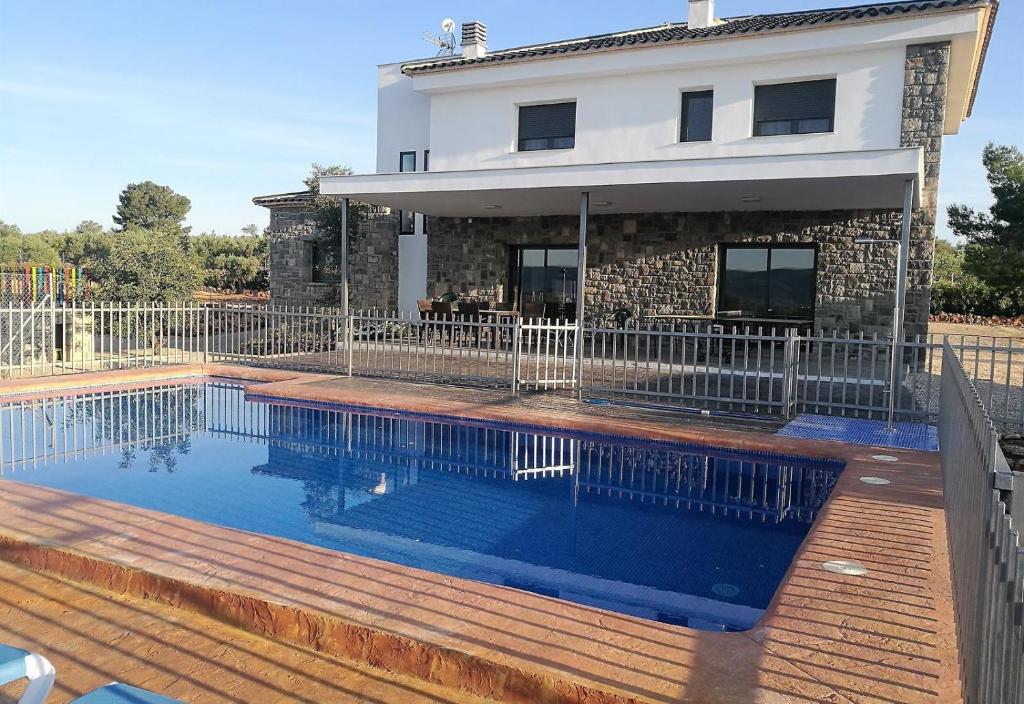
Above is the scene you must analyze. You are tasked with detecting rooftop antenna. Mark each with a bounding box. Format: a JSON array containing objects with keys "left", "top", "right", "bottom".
[{"left": 424, "top": 18, "right": 457, "bottom": 56}]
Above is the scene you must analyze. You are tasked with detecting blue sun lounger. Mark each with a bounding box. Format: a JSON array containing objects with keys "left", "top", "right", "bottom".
[
  {"left": 0, "top": 643, "right": 55, "bottom": 704},
  {"left": 70, "top": 683, "right": 184, "bottom": 703}
]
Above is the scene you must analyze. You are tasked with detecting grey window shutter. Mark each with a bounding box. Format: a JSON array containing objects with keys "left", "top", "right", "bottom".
[
  {"left": 754, "top": 79, "right": 836, "bottom": 123},
  {"left": 518, "top": 103, "right": 577, "bottom": 141}
]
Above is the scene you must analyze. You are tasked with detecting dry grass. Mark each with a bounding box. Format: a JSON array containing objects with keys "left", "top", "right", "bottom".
[{"left": 930, "top": 321, "right": 1024, "bottom": 340}]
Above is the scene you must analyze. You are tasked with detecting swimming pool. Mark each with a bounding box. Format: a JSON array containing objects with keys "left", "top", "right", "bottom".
[{"left": 0, "top": 380, "right": 843, "bottom": 630}]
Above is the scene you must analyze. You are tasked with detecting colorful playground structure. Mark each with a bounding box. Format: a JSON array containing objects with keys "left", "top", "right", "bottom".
[{"left": 0, "top": 267, "right": 89, "bottom": 305}]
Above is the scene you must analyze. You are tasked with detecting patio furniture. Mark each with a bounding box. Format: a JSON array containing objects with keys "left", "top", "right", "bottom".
[
  {"left": 425, "top": 302, "right": 453, "bottom": 345},
  {"left": 430, "top": 301, "right": 453, "bottom": 318},
  {"left": 458, "top": 301, "right": 483, "bottom": 345},
  {"left": 0, "top": 643, "right": 55, "bottom": 704},
  {"left": 479, "top": 304, "right": 519, "bottom": 349},
  {"left": 522, "top": 301, "right": 546, "bottom": 320},
  {"left": 70, "top": 682, "right": 183, "bottom": 703},
  {"left": 416, "top": 299, "right": 438, "bottom": 344},
  {"left": 416, "top": 299, "right": 433, "bottom": 320}
]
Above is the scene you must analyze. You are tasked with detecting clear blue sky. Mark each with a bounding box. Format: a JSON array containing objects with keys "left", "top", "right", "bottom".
[{"left": 0, "top": 0, "right": 1019, "bottom": 239}]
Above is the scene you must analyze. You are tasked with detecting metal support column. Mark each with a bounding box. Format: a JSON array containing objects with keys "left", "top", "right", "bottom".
[
  {"left": 575, "top": 192, "right": 589, "bottom": 397},
  {"left": 887, "top": 178, "right": 915, "bottom": 430},
  {"left": 340, "top": 197, "right": 350, "bottom": 318},
  {"left": 340, "top": 197, "right": 353, "bottom": 376}
]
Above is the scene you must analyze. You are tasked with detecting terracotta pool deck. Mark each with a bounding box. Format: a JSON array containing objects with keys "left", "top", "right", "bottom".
[
  {"left": 0, "top": 365, "right": 962, "bottom": 704},
  {"left": 0, "top": 560, "right": 490, "bottom": 704}
]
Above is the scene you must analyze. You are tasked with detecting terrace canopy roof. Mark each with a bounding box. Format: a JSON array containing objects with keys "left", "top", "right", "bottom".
[{"left": 317, "top": 148, "right": 923, "bottom": 217}]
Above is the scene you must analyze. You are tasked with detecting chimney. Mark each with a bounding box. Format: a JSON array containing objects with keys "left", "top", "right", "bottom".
[
  {"left": 688, "top": 0, "right": 716, "bottom": 29},
  {"left": 461, "top": 21, "right": 487, "bottom": 59}
]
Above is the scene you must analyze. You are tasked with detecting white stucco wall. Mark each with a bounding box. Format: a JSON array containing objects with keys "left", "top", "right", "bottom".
[
  {"left": 398, "top": 233, "right": 428, "bottom": 314},
  {"left": 424, "top": 47, "right": 907, "bottom": 171},
  {"left": 369, "top": 10, "right": 981, "bottom": 175},
  {"left": 376, "top": 63, "right": 431, "bottom": 174}
]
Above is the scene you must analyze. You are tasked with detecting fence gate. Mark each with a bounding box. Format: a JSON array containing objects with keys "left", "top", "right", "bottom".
[{"left": 515, "top": 318, "right": 577, "bottom": 391}]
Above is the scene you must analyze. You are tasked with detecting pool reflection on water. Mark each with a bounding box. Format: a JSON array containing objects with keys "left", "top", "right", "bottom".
[{"left": 0, "top": 382, "right": 843, "bottom": 630}]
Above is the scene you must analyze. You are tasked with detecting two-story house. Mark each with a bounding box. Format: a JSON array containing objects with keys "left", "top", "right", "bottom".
[{"left": 256, "top": 0, "right": 997, "bottom": 338}]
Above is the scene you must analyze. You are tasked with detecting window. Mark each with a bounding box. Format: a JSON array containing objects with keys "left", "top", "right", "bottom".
[
  {"left": 680, "top": 90, "right": 713, "bottom": 142},
  {"left": 718, "top": 245, "right": 816, "bottom": 320},
  {"left": 399, "top": 151, "right": 416, "bottom": 234},
  {"left": 310, "top": 242, "right": 329, "bottom": 284},
  {"left": 753, "top": 79, "right": 836, "bottom": 136},
  {"left": 422, "top": 151, "right": 430, "bottom": 232},
  {"left": 518, "top": 102, "right": 576, "bottom": 151},
  {"left": 399, "top": 151, "right": 416, "bottom": 173},
  {"left": 509, "top": 246, "right": 579, "bottom": 319}
]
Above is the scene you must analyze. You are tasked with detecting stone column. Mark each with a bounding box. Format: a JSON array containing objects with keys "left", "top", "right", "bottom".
[{"left": 901, "top": 41, "right": 951, "bottom": 338}]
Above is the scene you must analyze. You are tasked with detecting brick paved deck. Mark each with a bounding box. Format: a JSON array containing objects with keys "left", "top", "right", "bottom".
[
  {"left": 0, "top": 365, "right": 963, "bottom": 703},
  {"left": 0, "top": 560, "right": 488, "bottom": 704}
]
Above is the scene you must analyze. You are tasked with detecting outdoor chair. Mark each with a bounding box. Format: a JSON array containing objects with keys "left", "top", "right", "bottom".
[
  {"left": 416, "top": 299, "right": 435, "bottom": 343},
  {"left": 416, "top": 299, "right": 433, "bottom": 320},
  {"left": 0, "top": 643, "right": 54, "bottom": 704},
  {"left": 428, "top": 302, "right": 453, "bottom": 346},
  {"left": 70, "top": 682, "right": 183, "bottom": 703},
  {"left": 458, "top": 301, "right": 482, "bottom": 346},
  {"left": 522, "top": 301, "right": 546, "bottom": 320},
  {"left": 430, "top": 301, "right": 453, "bottom": 318}
]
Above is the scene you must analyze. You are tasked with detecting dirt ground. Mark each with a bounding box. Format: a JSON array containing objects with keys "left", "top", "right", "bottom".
[
  {"left": 929, "top": 320, "right": 1024, "bottom": 340},
  {"left": 192, "top": 289, "right": 269, "bottom": 305}
]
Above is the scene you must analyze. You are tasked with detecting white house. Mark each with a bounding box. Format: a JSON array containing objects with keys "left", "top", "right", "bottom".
[{"left": 258, "top": 0, "right": 998, "bottom": 337}]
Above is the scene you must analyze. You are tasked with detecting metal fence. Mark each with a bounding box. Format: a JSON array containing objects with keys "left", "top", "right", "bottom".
[
  {"left": 2, "top": 301, "right": 1024, "bottom": 429},
  {"left": 581, "top": 323, "right": 798, "bottom": 416},
  {"left": 939, "top": 340, "right": 1024, "bottom": 704}
]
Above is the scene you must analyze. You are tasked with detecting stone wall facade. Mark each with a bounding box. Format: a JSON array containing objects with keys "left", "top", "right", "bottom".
[
  {"left": 265, "top": 201, "right": 401, "bottom": 311},
  {"left": 427, "top": 210, "right": 906, "bottom": 333},
  {"left": 424, "top": 42, "right": 950, "bottom": 337}
]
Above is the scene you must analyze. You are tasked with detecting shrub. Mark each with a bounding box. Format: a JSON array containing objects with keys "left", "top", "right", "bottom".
[{"left": 931, "top": 279, "right": 1024, "bottom": 317}]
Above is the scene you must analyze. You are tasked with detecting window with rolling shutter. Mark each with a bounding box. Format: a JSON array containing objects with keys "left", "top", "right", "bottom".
[
  {"left": 518, "top": 102, "right": 576, "bottom": 151},
  {"left": 753, "top": 79, "right": 836, "bottom": 136}
]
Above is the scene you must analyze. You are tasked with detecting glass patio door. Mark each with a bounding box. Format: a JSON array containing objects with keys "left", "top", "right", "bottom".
[{"left": 512, "top": 247, "right": 579, "bottom": 320}]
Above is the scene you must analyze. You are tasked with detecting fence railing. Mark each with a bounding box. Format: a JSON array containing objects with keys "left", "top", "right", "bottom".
[
  {"left": 2, "top": 302, "right": 1023, "bottom": 429},
  {"left": 581, "top": 323, "right": 798, "bottom": 416},
  {"left": 939, "top": 340, "right": 1024, "bottom": 704}
]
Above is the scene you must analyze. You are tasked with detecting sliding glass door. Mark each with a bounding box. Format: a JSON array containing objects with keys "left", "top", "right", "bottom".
[{"left": 510, "top": 247, "right": 579, "bottom": 319}]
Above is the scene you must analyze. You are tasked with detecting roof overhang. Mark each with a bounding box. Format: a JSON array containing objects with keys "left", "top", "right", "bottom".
[{"left": 318, "top": 149, "right": 924, "bottom": 218}]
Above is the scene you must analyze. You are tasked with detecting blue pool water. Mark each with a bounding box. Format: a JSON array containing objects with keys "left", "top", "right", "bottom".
[{"left": 0, "top": 381, "right": 843, "bottom": 630}]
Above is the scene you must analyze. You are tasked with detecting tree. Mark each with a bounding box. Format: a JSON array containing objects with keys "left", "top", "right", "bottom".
[
  {"left": 241, "top": 223, "right": 260, "bottom": 237},
  {"left": 303, "top": 163, "right": 370, "bottom": 290},
  {"left": 91, "top": 225, "right": 200, "bottom": 301},
  {"left": 113, "top": 181, "right": 191, "bottom": 231},
  {"left": 932, "top": 239, "right": 965, "bottom": 286},
  {"left": 191, "top": 232, "right": 269, "bottom": 292},
  {"left": 0, "top": 221, "right": 61, "bottom": 267},
  {"left": 949, "top": 143, "right": 1024, "bottom": 295},
  {"left": 58, "top": 221, "right": 112, "bottom": 268}
]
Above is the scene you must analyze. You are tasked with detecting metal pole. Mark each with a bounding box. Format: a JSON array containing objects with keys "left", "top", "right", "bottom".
[
  {"left": 340, "top": 197, "right": 351, "bottom": 374},
  {"left": 340, "top": 197, "right": 350, "bottom": 318},
  {"left": 887, "top": 177, "right": 915, "bottom": 430},
  {"left": 575, "top": 192, "right": 589, "bottom": 397}
]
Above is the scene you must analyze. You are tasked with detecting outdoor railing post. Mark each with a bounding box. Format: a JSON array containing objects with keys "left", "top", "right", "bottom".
[
  {"left": 346, "top": 311, "right": 354, "bottom": 377},
  {"left": 781, "top": 329, "right": 797, "bottom": 419},
  {"left": 203, "top": 304, "right": 210, "bottom": 364},
  {"left": 511, "top": 316, "right": 522, "bottom": 394}
]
